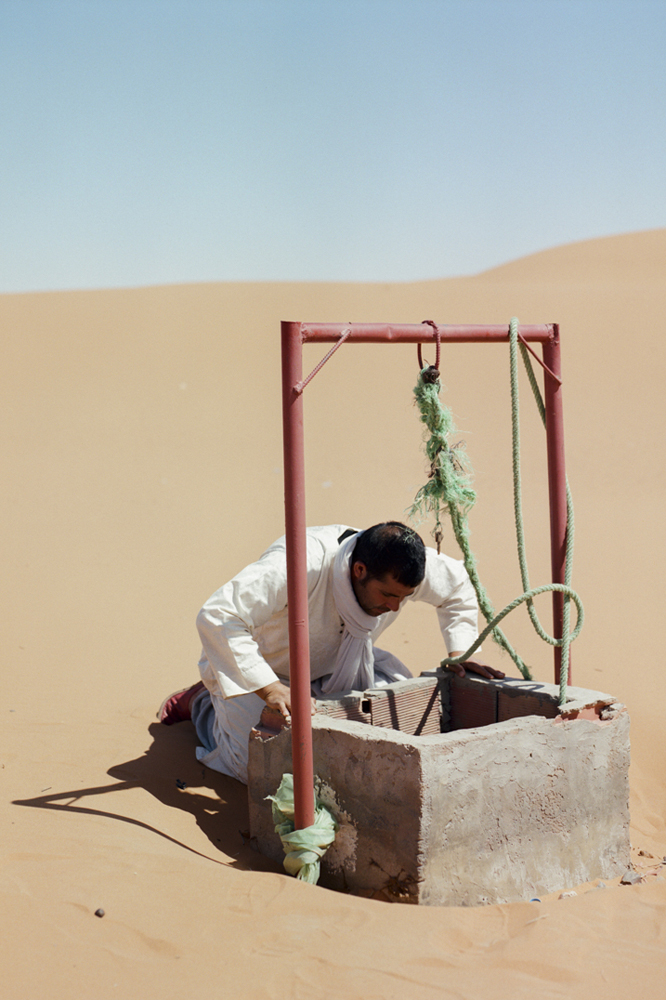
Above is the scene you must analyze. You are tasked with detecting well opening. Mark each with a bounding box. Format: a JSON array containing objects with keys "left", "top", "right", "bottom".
[{"left": 257, "top": 672, "right": 586, "bottom": 745}]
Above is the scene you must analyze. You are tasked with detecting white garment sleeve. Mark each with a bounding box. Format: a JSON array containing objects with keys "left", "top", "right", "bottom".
[
  {"left": 196, "top": 533, "right": 327, "bottom": 698},
  {"left": 410, "top": 547, "right": 480, "bottom": 654}
]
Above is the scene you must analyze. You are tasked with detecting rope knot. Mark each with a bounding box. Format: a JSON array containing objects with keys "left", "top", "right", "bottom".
[{"left": 421, "top": 365, "right": 440, "bottom": 385}]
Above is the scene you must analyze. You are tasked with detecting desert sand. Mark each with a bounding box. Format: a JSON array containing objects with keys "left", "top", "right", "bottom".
[{"left": 2, "top": 228, "right": 666, "bottom": 998}]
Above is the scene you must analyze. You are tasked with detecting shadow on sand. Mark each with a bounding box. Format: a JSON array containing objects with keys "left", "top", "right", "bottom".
[{"left": 13, "top": 720, "right": 282, "bottom": 874}]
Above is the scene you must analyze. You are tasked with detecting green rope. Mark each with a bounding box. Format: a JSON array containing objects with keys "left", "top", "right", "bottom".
[
  {"left": 409, "top": 365, "right": 533, "bottom": 680},
  {"left": 508, "top": 319, "right": 579, "bottom": 705},
  {"left": 443, "top": 582, "right": 583, "bottom": 665},
  {"left": 408, "top": 319, "right": 584, "bottom": 705}
]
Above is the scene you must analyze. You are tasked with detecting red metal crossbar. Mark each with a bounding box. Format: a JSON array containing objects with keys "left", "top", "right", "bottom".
[{"left": 281, "top": 321, "right": 568, "bottom": 830}]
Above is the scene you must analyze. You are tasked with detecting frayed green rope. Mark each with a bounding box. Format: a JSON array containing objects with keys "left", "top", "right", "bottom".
[
  {"left": 409, "top": 363, "right": 532, "bottom": 679},
  {"left": 408, "top": 319, "right": 584, "bottom": 705}
]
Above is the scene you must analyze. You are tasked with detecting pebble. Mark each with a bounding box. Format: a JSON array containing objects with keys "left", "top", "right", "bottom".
[
  {"left": 94, "top": 908, "right": 105, "bottom": 918},
  {"left": 620, "top": 869, "right": 642, "bottom": 885},
  {"left": 559, "top": 891, "right": 577, "bottom": 899}
]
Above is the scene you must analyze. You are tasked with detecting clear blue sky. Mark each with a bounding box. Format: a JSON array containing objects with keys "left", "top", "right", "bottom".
[{"left": 1, "top": 0, "right": 664, "bottom": 291}]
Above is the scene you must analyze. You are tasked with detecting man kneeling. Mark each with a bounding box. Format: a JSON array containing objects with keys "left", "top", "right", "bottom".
[{"left": 159, "top": 522, "right": 503, "bottom": 783}]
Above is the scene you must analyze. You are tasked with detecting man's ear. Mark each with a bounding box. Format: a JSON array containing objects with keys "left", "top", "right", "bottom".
[{"left": 351, "top": 561, "right": 367, "bottom": 581}]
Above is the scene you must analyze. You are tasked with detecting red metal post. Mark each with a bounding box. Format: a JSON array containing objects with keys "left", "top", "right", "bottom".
[
  {"left": 281, "top": 321, "right": 315, "bottom": 829},
  {"left": 542, "top": 326, "right": 571, "bottom": 685}
]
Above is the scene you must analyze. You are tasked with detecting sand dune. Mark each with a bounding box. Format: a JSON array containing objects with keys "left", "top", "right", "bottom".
[{"left": 2, "top": 229, "right": 666, "bottom": 997}]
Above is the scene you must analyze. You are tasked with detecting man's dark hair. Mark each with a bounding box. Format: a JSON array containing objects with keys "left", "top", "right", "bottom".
[{"left": 351, "top": 522, "right": 426, "bottom": 588}]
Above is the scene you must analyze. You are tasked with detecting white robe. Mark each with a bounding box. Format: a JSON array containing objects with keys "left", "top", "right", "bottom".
[{"left": 195, "top": 524, "right": 479, "bottom": 781}]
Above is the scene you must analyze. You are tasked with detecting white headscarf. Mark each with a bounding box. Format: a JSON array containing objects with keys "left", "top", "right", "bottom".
[{"left": 321, "top": 532, "right": 411, "bottom": 694}]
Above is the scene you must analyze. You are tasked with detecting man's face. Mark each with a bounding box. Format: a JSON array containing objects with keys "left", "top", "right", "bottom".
[{"left": 351, "top": 562, "right": 415, "bottom": 617}]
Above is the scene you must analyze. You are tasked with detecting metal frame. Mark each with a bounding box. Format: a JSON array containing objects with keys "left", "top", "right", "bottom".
[{"left": 281, "top": 321, "right": 569, "bottom": 829}]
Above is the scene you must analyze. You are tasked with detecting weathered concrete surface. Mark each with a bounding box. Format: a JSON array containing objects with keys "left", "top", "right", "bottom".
[
  {"left": 247, "top": 675, "right": 630, "bottom": 906},
  {"left": 419, "top": 706, "right": 630, "bottom": 905}
]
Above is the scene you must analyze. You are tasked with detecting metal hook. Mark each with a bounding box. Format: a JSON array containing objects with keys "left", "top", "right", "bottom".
[{"left": 418, "top": 320, "right": 441, "bottom": 374}]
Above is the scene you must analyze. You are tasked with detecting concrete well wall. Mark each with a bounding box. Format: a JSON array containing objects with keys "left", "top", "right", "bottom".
[{"left": 247, "top": 674, "right": 630, "bottom": 905}]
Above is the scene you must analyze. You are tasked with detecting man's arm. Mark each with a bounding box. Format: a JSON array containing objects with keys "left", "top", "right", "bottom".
[
  {"left": 197, "top": 531, "right": 328, "bottom": 714},
  {"left": 197, "top": 536, "right": 300, "bottom": 699},
  {"left": 411, "top": 548, "right": 505, "bottom": 679}
]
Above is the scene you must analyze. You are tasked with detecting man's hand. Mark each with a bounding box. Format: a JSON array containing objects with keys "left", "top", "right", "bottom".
[
  {"left": 444, "top": 654, "right": 505, "bottom": 681},
  {"left": 255, "top": 681, "right": 316, "bottom": 724}
]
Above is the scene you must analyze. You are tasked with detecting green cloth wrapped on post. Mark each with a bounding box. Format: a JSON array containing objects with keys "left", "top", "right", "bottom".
[{"left": 267, "top": 774, "right": 338, "bottom": 884}]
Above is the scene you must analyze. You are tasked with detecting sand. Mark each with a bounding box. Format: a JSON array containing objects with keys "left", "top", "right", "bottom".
[{"left": 2, "top": 228, "right": 666, "bottom": 998}]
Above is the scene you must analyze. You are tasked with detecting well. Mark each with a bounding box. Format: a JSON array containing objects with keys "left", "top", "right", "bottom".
[{"left": 247, "top": 672, "right": 630, "bottom": 905}]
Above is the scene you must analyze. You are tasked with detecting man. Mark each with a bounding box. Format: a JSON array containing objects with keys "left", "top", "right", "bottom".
[{"left": 159, "top": 522, "right": 504, "bottom": 783}]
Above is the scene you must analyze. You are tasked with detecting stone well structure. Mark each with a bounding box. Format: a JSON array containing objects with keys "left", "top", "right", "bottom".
[{"left": 247, "top": 672, "right": 630, "bottom": 906}]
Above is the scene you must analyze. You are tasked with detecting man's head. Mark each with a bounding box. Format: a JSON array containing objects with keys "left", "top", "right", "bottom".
[{"left": 350, "top": 522, "right": 426, "bottom": 616}]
